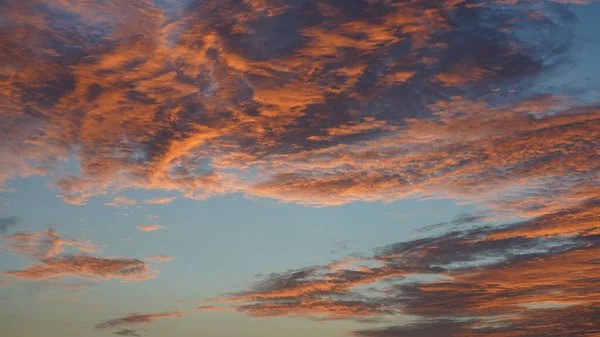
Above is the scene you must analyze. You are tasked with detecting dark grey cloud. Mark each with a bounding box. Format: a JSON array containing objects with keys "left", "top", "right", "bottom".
[{"left": 413, "top": 212, "right": 487, "bottom": 233}]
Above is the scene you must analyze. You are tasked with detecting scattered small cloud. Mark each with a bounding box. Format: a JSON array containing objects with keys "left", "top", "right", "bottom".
[
  {"left": 105, "top": 197, "right": 137, "bottom": 208},
  {"left": 143, "top": 197, "right": 177, "bottom": 205},
  {"left": 136, "top": 225, "right": 166, "bottom": 232}
]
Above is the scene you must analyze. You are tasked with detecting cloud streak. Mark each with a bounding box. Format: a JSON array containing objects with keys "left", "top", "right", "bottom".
[
  {"left": 136, "top": 225, "right": 166, "bottom": 232},
  {"left": 201, "top": 200, "right": 600, "bottom": 335},
  {"left": 5, "top": 255, "right": 155, "bottom": 282},
  {"left": 143, "top": 197, "right": 177, "bottom": 205},
  {"left": 96, "top": 312, "right": 183, "bottom": 329},
  {"left": 145, "top": 255, "right": 175, "bottom": 262},
  {"left": 105, "top": 197, "right": 138, "bottom": 208}
]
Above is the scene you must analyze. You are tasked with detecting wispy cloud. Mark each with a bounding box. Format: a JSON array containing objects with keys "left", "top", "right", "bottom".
[
  {"left": 96, "top": 312, "right": 183, "bottom": 329},
  {"left": 5, "top": 255, "right": 155, "bottom": 282},
  {"left": 1, "top": 228, "right": 103, "bottom": 258},
  {"left": 143, "top": 197, "right": 177, "bottom": 205},
  {"left": 145, "top": 255, "right": 175, "bottom": 262},
  {"left": 2, "top": 227, "right": 155, "bottom": 284},
  {"left": 136, "top": 225, "right": 166, "bottom": 232},
  {"left": 201, "top": 201, "right": 600, "bottom": 335},
  {"left": 105, "top": 197, "right": 137, "bottom": 208},
  {"left": 35, "top": 282, "right": 91, "bottom": 291},
  {"left": 195, "top": 305, "right": 235, "bottom": 313}
]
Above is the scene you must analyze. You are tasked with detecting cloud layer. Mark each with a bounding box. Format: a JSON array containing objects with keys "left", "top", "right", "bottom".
[
  {"left": 1, "top": 0, "right": 595, "bottom": 218},
  {"left": 203, "top": 201, "right": 600, "bottom": 336}
]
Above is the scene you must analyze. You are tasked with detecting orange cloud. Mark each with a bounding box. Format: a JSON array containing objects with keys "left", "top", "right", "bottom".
[
  {"left": 2, "top": 3, "right": 599, "bottom": 335},
  {"left": 201, "top": 200, "right": 600, "bottom": 336},
  {"left": 5, "top": 255, "right": 155, "bottom": 282},
  {"left": 143, "top": 197, "right": 177, "bottom": 205},
  {"left": 0, "top": 0, "right": 590, "bottom": 220},
  {"left": 105, "top": 197, "right": 137, "bottom": 207},
  {"left": 1, "top": 229, "right": 103, "bottom": 258},
  {"left": 136, "top": 225, "right": 166, "bottom": 232}
]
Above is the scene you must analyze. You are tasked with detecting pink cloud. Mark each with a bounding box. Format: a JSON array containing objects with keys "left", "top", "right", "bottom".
[
  {"left": 136, "top": 225, "right": 166, "bottom": 232},
  {"left": 5, "top": 255, "right": 155, "bottom": 282},
  {"left": 105, "top": 196, "right": 137, "bottom": 207},
  {"left": 1, "top": 229, "right": 102, "bottom": 258},
  {"left": 143, "top": 197, "right": 177, "bottom": 205}
]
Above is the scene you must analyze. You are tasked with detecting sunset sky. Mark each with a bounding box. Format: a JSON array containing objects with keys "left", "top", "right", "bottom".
[{"left": 1, "top": 1, "right": 599, "bottom": 337}]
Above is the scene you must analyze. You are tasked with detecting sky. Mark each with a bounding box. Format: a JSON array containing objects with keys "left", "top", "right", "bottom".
[{"left": 0, "top": 1, "right": 599, "bottom": 337}]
